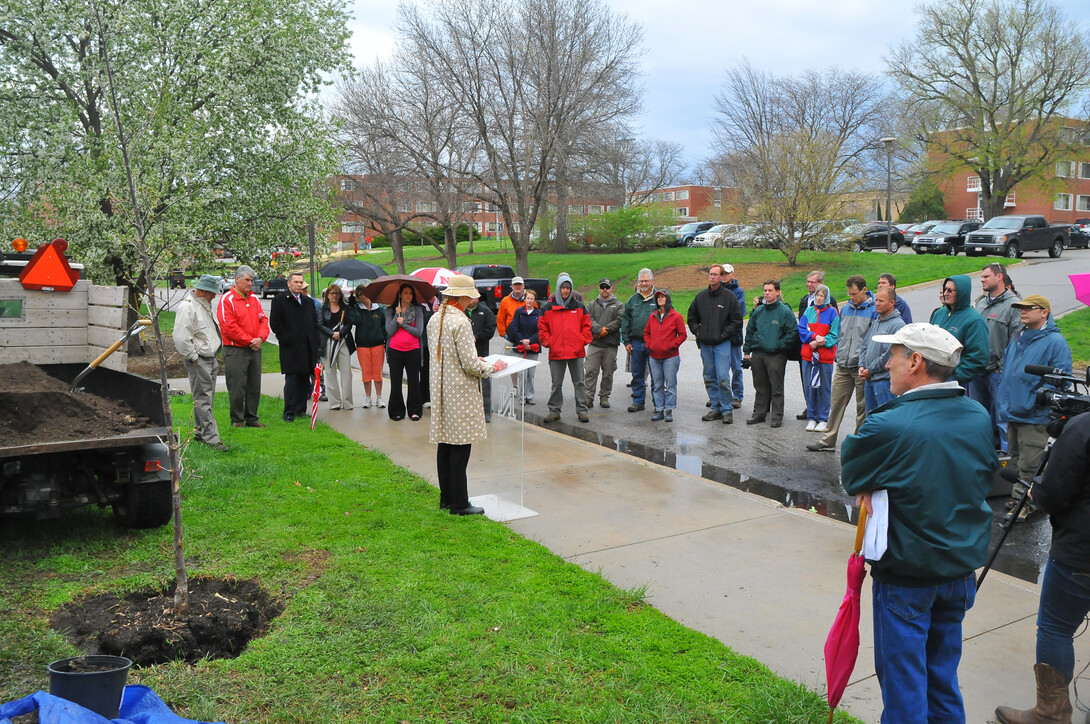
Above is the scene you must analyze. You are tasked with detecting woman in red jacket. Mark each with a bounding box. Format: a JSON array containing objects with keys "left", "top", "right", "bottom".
[{"left": 643, "top": 290, "right": 687, "bottom": 422}]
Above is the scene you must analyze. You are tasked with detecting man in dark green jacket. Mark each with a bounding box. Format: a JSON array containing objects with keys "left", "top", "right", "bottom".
[
  {"left": 929, "top": 274, "right": 990, "bottom": 384},
  {"left": 620, "top": 268, "right": 658, "bottom": 412},
  {"left": 841, "top": 322, "right": 996, "bottom": 723},
  {"left": 743, "top": 280, "right": 797, "bottom": 427}
]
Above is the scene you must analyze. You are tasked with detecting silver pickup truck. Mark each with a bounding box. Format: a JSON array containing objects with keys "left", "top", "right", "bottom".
[{"left": 962, "top": 215, "right": 1068, "bottom": 259}]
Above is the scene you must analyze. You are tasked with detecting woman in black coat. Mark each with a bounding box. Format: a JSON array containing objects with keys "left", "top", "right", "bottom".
[{"left": 317, "top": 284, "right": 355, "bottom": 410}]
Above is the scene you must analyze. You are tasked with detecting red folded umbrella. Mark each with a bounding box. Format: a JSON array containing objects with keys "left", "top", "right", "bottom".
[
  {"left": 824, "top": 500, "right": 869, "bottom": 722},
  {"left": 310, "top": 362, "right": 322, "bottom": 430}
]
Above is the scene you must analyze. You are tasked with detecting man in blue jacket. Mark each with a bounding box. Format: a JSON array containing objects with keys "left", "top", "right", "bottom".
[
  {"left": 998, "top": 294, "right": 1072, "bottom": 522},
  {"left": 842, "top": 323, "right": 996, "bottom": 724}
]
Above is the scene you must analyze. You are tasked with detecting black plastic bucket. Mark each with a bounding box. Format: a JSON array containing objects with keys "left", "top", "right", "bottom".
[{"left": 48, "top": 655, "right": 132, "bottom": 719}]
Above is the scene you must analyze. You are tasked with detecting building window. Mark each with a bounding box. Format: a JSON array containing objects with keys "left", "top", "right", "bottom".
[
  {"left": 966, "top": 207, "right": 983, "bottom": 220},
  {"left": 1060, "top": 127, "right": 1079, "bottom": 144},
  {"left": 462, "top": 202, "right": 479, "bottom": 213},
  {"left": 485, "top": 222, "right": 504, "bottom": 233},
  {"left": 966, "top": 175, "right": 981, "bottom": 192},
  {"left": 1004, "top": 192, "right": 1016, "bottom": 207},
  {"left": 677, "top": 189, "right": 689, "bottom": 200},
  {"left": 606, "top": 205, "right": 618, "bottom": 213},
  {"left": 651, "top": 192, "right": 663, "bottom": 203},
  {"left": 511, "top": 223, "right": 520, "bottom": 233},
  {"left": 675, "top": 207, "right": 689, "bottom": 216},
  {"left": 663, "top": 191, "right": 675, "bottom": 201},
  {"left": 1056, "top": 161, "right": 1075, "bottom": 178},
  {"left": 1077, "top": 195, "right": 1090, "bottom": 212},
  {"left": 417, "top": 201, "right": 437, "bottom": 213},
  {"left": 587, "top": 204, "right": 604, "bottom": 215},
  {"left": 568, "top": 204, "right": 584, "bottom": 215},
  {"left": 1055, "top": 193, "right": 1073, "bottom": 211},
  {"left": 1080, "top": 163, "right": 1090, "bottom": 179},
  {"left": 398, "top": 202, "right": 413, "bottom": 213},
  {"left": 341, "top": 222, "right": 367, "bottom": 234}
]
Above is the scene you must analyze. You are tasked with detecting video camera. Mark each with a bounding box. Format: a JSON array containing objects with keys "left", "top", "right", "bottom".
[{"left": 1029, "top": 364, "right": 1090, "bottom": 437}]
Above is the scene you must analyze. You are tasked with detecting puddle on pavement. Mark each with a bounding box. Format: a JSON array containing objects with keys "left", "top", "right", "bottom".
[{"left": 531, "top": 415, "right": 1049, "bottom": 584}]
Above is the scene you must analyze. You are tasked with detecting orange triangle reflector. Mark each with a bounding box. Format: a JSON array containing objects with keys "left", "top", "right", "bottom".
[{"left": 19, "top": 239, "right": 80, "bottom": 292}]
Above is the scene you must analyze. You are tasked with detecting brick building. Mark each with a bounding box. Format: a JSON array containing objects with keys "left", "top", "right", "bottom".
[
  {"left": 632, "top": 185, "right": 741, "bottom": 222},
  {"left": 939, "top": 162, "right": 1090, "bottom": 222}
]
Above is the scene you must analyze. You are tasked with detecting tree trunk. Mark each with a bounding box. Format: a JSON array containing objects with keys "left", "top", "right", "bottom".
[
  {"left": 443, "top": 224, "right": 457, "bottom": 269},
  {"left": 980, "top": 190, "right": 1008, "bottom": 221},
  {"left": 554, "top": 184, "right": 569, "bottom": 254},
  {"left": 390, "top": 229, "right": 406, "bottom": 273}
]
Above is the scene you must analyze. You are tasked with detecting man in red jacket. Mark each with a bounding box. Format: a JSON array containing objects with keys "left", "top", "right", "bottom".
[
  {"left": 538, "top": 272, "right": 593, "bottom": 424},
  {"left": 216, "top": 265, "right": 270, "bottom": 427}
]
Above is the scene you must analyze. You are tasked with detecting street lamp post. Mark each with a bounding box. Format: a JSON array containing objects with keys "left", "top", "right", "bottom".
[{"left": 881, "top": 137, "right": 896, "bottom": 253}]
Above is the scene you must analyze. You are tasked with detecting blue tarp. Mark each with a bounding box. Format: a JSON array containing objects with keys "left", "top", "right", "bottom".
[{"left": 0, "top": 685, "right": 223, "bottom": 724}]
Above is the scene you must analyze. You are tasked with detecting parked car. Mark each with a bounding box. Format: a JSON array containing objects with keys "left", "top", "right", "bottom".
[
  {"left": 671, "top": 221, "right": 720, "bottom": 247},
  {"left": 1075, "top": 218, "right": 1090, "bottom": 231},
  {"left": 963, "top": 215, "right": 1069, "bottom": 258},
  {"left": 263, "top": 275, "right": 289, "bottom": 298},
  {"left": 911, "top": 220, "right": 983, "bottom": 255},
  {"left": 218, "top": 274, "right": 268, "bottom": 297},
  {"left": 453, "top": 264, "right": 550, "bottom": 312},
  {"left": 1056, "top": 224, "right": 1090, "bottom": 249},
  {"left": 843, "top": 223, "right": 906, "bottom": 252},
  {"left": 692, "top": 224, "right": 734, "bottom": 247},
  {"left": 903, "top": 220, "right": 943, "bottom": 245}
]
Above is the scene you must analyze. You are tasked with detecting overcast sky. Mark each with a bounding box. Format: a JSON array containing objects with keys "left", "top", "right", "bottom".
[{"left": 344, "top": 0, "right": 1090, "bottom": 172}]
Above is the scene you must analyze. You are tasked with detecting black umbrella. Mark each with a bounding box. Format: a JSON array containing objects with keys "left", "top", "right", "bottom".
[{"left": 318, "top": 259, "right": 386, "bottom": 280}]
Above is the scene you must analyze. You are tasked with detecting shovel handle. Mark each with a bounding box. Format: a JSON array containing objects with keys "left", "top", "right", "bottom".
[
  {"left": 87, "top": 319, "right": 151, "bottom": 369},
  {"left": 853, "top": 499, "right": 869, "bottom": 556}
]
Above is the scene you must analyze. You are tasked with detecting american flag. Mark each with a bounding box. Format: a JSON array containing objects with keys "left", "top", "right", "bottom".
[{"left": 310, "top": 362, "right": 322, "bottom": 430}]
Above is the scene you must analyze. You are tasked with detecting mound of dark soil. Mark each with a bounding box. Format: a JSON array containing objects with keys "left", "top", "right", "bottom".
[
  {"left": 0, "top": 362, "right": 153, "bottom": 445},
  {"left": 50, "top": 577, "right": 281, "bottom": 666}
]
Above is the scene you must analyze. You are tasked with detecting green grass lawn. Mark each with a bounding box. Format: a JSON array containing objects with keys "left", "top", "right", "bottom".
[
  {"left": 0, "top": 394, "right": 859, "bottom": 723},
  {"left": 1057, "top": 307, "right": 1090, "bottom": 369}
]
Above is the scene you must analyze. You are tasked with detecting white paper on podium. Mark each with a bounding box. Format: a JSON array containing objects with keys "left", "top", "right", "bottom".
[{"left": 483, "top": 353, "right": 539, "bottom": 379}]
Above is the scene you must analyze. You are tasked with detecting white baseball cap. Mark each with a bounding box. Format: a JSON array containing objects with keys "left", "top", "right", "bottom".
[{"left": 872, "top": 323, "right": 962, "bottom": 367}]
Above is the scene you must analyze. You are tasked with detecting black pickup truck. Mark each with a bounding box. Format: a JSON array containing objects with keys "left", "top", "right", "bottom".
[
  {"left": 454, "top": 265, "right": 550, "bottom": 312},
  {"left": 963, "top": 215, "right": 1069, "bottom": 259}
]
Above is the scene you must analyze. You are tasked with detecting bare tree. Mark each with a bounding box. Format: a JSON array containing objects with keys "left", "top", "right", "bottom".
[
  {"left": 398, "top": 0, "right": 643, "bottom": 276},
  {"left": 711, "top": 62, "right": 889, "bottom": 265},
  {"left": 887, "top": 0, "right": 1090, "bottom": 220}
]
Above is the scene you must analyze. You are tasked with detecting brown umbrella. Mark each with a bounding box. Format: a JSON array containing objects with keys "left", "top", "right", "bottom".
[{"left": 364, "top": 274, "right": 437, "bottom": 305}]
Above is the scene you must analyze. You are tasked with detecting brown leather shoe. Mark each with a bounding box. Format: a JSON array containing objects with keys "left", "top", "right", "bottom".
[
  {"left": 231, "top": 422, "right": 244, "bottom": 428},
  {"left": 245, "top": 421, "right": 266, "bottom": 428},
  {"left": 995, "top": 663, "right": 1072, "bottom": 723}
]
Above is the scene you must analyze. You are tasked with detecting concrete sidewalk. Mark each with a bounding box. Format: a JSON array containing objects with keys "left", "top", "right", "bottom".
[{"left": 172, "top": 370, "right": 1088, "bottom": 724}]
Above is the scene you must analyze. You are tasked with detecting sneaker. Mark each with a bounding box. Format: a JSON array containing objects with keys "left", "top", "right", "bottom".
[
  {"left": 206, "top": 441, "right": 229, "bottom": 452},
  {"left": 544, "top": 412, "right": 561, "bottom": 423},
  {"left": 525, "top": 398, "right": 535, "bottom": 405},
  {"left": 732, "top": 399, "right": 742, "bottom": 409},
  {"left": 722, "top": 413, "right": 733, "bottom": 424},
  {"left": 806, "top": 442, "right": 835, "bottom": 452},
  {"left": 362, "top": 398, "right": 372, "bottom": 409},
  {"left": 600, "top": 400, "right": 610, "bottom": 408},
  {"left": 577, "top": 413, "right": 590, "bottom": 423},
  {"left": 376, "top": 398, "right": 386, "bottom": 408},
  {"left": 628, "top": 404, "right": 645, "bottom": 412},
  {"left": 664, "top": 410, "right": 673, "bottom": 422},
  {"left": 423, "top": 401, "right": 431, "bottom": 409},
  {"left": 805, "top": 419, "right": 817, "bottom": 432},
  {"left": 815, "top": 421, "right": 829, "bottom": 432},
  {"left": 651, "top": 410, "right": 665, "bottom": 421},
  {"left": 701, "top": 410, "right": 723, "bottom": 421}
]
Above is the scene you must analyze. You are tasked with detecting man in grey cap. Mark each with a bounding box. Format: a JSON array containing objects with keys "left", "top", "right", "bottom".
[
  {"left": 584, "top": 278, "right": 623, "bottom": 408},
  {"left": 175, "top": 275, "right": 228, "bottom": 451},
  {"left": 841, "top": 323, "right": 996, "bottom": 723}
]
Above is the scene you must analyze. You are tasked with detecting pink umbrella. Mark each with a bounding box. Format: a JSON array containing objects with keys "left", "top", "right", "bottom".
[
  {"left": 309, "top": 362, "right": 322, "bottom": 430},
  {"left": 1068, "top": 274, "right": 1090, "bottom": 307},
  {"left": 823, "top": 501, "right": 869, "bottom": 723},
  {"left": 411, "top": 267, "right": 456, "bottom": 287}
]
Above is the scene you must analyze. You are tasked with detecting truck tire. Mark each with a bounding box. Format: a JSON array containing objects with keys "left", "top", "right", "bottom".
[
  {"left": 1005, "top": 242, "right": 1020, "bottom": 259},
  {"left": 1049, "top": 239, "right": 1063, "bottom": 258},
  {"left": 113, "top": 480, "right": 173, "bottom": 529}
]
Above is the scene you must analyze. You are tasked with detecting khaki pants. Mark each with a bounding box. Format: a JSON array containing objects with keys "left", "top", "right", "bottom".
[
  {"left": 818, "top": 365, "right": 866, "bottom": 447},
  {"left": 584, "top": 344, "right": 618, "bottom": 403},
  {"left": 1008, "top": 422, "right": 1049, "bottom": 509},
  {"left": 183, "top": 355, "right": 221, "bottom": 444}
]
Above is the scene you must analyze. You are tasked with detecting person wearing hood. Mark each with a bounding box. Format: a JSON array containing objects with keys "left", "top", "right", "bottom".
[
  {"left": 349, "top": 283, "right": 388, "bottom": 409},
  {"left": 743, "top": 280, "right": 797, "bottom": 428},
  {"left": 973, "top": 263, "right": 1022, "bottom": 452},
  {"left": 174, "top": 274, "right": 227, "bottom": 451},
  {"left": 584, "top": 278, "right": 623, "bottom": 409},
  {"left": 643, "top": 290, "right": 687, "bottom": 422},
  {"left": 998, "top": 295, "right": 1072, "bottom": 522},
  {"left": 798, "top": 284, "right": 839, "bottom": 432},
  {"left": 929, "top": 274, "right": 990, "bottom": 385},
  {"left": 808, "top": 275, "right": 876, "bottom": 452},
  {"left": 687, "top": 263, "right": 744, "bottom": 424},
  {"left": 538, "top": 273, "right": 593, "bottom": 423},
  {"left": 859, "top": 286, "right": 906, "bottom": 413}
]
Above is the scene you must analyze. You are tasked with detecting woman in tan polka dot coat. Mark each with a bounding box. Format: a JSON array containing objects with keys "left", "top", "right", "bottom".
[{"left": 427, "top": 275, "right": 507, "bottom": 515}]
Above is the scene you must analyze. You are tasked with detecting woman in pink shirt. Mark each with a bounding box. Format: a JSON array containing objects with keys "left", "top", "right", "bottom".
[{"left": 385, "top": 284, "right": 427, "bottom": 421}]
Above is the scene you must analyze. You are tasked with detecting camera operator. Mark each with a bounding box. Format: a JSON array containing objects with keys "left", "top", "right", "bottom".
[
  {"left": 995, "top": 409, "right": 1090, "bottom": 723},
  {"left": 997, "top": 295, "right": 1072, "bottom": 522}
]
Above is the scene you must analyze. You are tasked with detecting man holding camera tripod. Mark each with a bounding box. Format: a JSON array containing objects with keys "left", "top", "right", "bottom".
[{"left": 998, "top": 295, "right": 1072, "bottom": 522}]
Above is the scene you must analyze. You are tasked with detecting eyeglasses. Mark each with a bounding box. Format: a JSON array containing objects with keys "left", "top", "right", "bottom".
[
  {"left": 942, "top": 288, "right": 956, "bottom": 294},
  {"left": 599, "top": 284, "right": 611, "bottom": 289},
  {"left": 1019, "top": 305, "right": 1045, "bottom": 311}
]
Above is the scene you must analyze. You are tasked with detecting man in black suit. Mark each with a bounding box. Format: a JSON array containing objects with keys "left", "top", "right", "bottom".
[
  {"left": 270, "top": 271, "right": 320, "bottom": 422},
  {"left": 795, "top": 270, "right": 838, "bottom": 420}
]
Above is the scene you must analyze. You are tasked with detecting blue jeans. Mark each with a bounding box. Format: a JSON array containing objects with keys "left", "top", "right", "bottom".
[
  {"left": 1037, "top": 558, "right": 1090, "bottom": 680},
  {"left": 649, "top": 355, "right": 680, "bottom": 411},
  {"left": 629, "top": 341, "right": 650, "bottom": 406},
  {"left": 968, "top": 371, "right": 1007, "bottom": 451},
  {"left": 801, "top": 360, "right": 832, "bottom": 421},
  {"left": 872, "top": 575, "right": 976, "bottom": 724},
  {"left": 699, "top": 340, "right": 733, "bottom": 413},
  {"left": 865, "top": 379, "right": 895, "bottom": 413},
  {"left": 729, "top": 341, "right": 744, "bottom": 402}
]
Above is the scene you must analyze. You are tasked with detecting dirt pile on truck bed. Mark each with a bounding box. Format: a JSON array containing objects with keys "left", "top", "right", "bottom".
[{"left": 0, "top": 362, "right": 154, "bottom": 445}]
